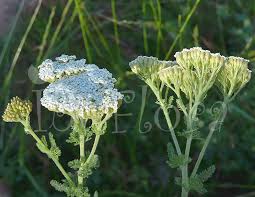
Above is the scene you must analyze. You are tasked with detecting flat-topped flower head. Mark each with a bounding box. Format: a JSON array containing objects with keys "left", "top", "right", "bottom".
[
  {"left": 41, "top": 66, "right": 123, "bottom": 119},
  {"left": 3, "top": 97, "right": 32, "bottom": 122},
  {"left": 158, "top": 65, "right": 200, "bottom": 100},
  {"left": 216, "top": 56, "right": 251, "bottom": 99},
  {"left": 159, "top": 65, "right": 184, "bottom": 97},
  {"left": 129, "top": 56, "right": 174, "bottom": 82},
  {"left": 159, "top": 65, "right": 182, "bottom": 88},
  {"left": 174, "top": 47, "right": 226, "bottom": 101},
  {"left": 174, "top": 47, "right": 226, "bottom": 74},
  {"left": 38, "top": 55, "right": 98, "bottom": 83}
]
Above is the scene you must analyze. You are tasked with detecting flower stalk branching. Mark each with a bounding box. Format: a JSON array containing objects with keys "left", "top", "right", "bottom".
[
  {"left": 129, "top": 47, "right": 251, "bottom": 196},
  {"left": 3, "top": 55, "right": 123, "bottom": 197}
]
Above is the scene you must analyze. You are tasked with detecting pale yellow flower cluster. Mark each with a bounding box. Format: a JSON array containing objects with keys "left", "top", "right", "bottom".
[
  {"left": 130, "top": 47, "right": 251, "bottom": 101},
  {"left": 2, "top": 96, "right": 32, "bottom": 122}
]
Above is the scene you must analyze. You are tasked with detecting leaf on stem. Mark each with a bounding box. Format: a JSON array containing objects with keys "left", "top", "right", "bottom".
[
  {"left": 49, "top": 132, "right": 61, "bottom": 158},
  {"left": 51, "top": 179, "right": 90, "bottom": 197},
  {"left": 68, "top": 159, "right": 81, "bottom": 170},
  {"left": 78, "top": 154, "right": 99, "bottom": 179},
  {"left": 177, "top": 128, "right": 203, "bottom": 140},
  {"left": 198, "top": 165, "right": 216, "bottom": 182},
  {"left": 167, "top": 142, "right": 191, "bottom": 168},
  {"left": 189, "top": 176, "right": 207, "bottom": 194},
  {"left": 66, "top": 129, "right": 80, "bottom": 146},
  {"left": 188, "top": 165, "right": 215, "bottom": 194}
]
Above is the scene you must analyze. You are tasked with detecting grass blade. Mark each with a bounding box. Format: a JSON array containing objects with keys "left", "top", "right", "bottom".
[
  {"left": 1, "top": 0, "right": 43, "bottom": 100},
  {"left": 165, "top": 0, "right": 202, "bottom": 59},
  {"left": 44, "top": 0, "right": 74, "bottom": 58},
  {"left": 36, "top": 6, "right": 56, "bottom": 66},
  {"left": 142, "top": 0, "right": 149, "bottom": 54},
  {"left": 111, "top": 0, "right": 121, "bottom": 60},
  {"left": 0, "top": 0, "right": 25, "bottom": 70},
  {"left": 74, "top": 0, "right": 92, "bottom": 62}
]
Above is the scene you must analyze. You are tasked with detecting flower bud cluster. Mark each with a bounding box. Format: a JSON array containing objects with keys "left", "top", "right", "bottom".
[
  {"left": 129, "top": 56, "right": 175, "bottom": 82},
  {"left": 216, "top": 56, "right": 251, "bottom": 98},
  {"left": 130, "top": 47, "right": 251, "bottom": 101},
  {"left": 2, "top": 96, "right": 32, "bottom": 122}
]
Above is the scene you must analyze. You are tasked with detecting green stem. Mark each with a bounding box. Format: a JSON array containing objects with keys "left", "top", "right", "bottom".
[
  {"left": 86, "top": 135, "right": 100, "bottom": 164},
  {"left": 150, "top": 82, "right": 187, "bottom": 196},
  {"left": 191, "top": 102, "right": 228, "bottom": 177},
  {"left": 23, "top": 122, "right": 74, "bottom": 186},
  {"left": 149, "top": 83, "right": 181, "bottom": 155},
  {"left": 161, "top": 103, "right": 182, "bottom": 155},
  {"left": 182, "top": 101, "right": 199, "bottom": 197},
  {"left": 182, "top": 115, "right": 193, "bottom": 197},
  {"left": 78, "top": 134, "right": 85, "bottom": 185}
]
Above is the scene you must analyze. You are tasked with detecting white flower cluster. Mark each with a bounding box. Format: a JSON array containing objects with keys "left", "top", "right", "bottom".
[
  {"left": 39, "top": 54, "right": 98, "bottom": 83},
  {"left": 39, "top": 55, "right": 123, "bottom": 119}
]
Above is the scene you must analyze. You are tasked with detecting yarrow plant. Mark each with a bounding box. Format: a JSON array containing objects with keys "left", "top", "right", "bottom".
[
  {"left": 3, "top": 55, "right": 123, "bottom": 197},
  {"left": 129, "top": 47, "right": 251, "bottom": 196}
]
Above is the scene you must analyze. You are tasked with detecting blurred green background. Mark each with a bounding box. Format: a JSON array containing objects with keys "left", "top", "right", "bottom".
[{"left": 0, "top": 0, "right": 255, "bottom": 196}]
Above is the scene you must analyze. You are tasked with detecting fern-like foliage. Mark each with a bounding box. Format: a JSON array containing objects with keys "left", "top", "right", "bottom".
[
  {"left": 36, "top": 132, "right": 61, "bottom": 159},
  {"left": 167, "top": 142, "right": 191, "bottom": 168},
  {"left": 198, "top": 165, "right": 216, "bottom": 182},
  {"left": 177, "top": 129, "right": 203, "bottom": 140},
  {"left": 67, "top": 124, "right": 93, "bottom": 145},
  {"left": 66, "top": 129, "right": 80, "bottom": 146},
  {"left": 175, "top": 165, "right": 215, "bottom": 194},
  {"left": 68, "top": 159, "right": 81, "bottom": 170},
  {"left": 188, "top": 176, "right": 207, "bottom": 194},
  {"left": 188, "top": 165, "right": 216, "bottom": 194},
  {"left": 49, "top": 132, "right": 61, "bottom": 158},
  {"left": 50, "top": 179, "right": 90, "bottom": 197},
  {"left": 78, "top": 154, "right": 99, "bottom": 179}
]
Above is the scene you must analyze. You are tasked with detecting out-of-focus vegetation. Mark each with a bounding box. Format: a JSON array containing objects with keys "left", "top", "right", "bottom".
[{"left": 0, "top": 0, "right": 255, "bottom": 196}]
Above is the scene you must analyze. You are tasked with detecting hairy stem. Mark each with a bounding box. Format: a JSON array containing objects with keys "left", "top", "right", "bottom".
[
  {"left": 149, "top": 83, "right": 182, "bottom": 155},
  {"left": 150, "top": 82, "right": 187, "bottom": 196},
  {"left": 78, "top": 134, "right": 85, "bottom": 185},
  {"left": 182, "top": 102, "right": 199, "bottom": 197},
  {"left": 182, "top": 115, "right": 193, "bottom": 197},
  {"left": 191, "top": 101, "right": 228, "bottom": 177},
  {"left": 23, "top": 122, "right": 74, "bottom": 186},
  {"left": 86, "top": 135, "right": 100, "bottom": 164}
]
